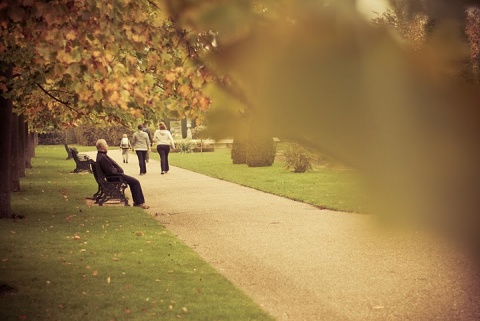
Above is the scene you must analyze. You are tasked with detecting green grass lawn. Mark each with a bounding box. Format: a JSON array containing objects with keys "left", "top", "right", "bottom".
[
  {"left": 1, "top": 145, "right": 274, "bottom": 321},
  {"left": 160, "top": 148, "right": 367, "bottom": 213}
]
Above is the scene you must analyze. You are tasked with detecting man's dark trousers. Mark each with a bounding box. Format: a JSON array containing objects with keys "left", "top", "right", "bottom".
[{"left": 120, "top": 174, "right": 145, "bottom": 205}]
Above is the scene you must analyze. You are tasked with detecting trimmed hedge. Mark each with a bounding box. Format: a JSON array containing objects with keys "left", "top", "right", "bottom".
[{"left": 38, "top": 126, "right": 134, "bottom": 147}]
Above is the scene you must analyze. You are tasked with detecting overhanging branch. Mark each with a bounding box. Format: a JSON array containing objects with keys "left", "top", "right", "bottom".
[{"left": 36, "top": 83, "right": 79, "bottom": 114}]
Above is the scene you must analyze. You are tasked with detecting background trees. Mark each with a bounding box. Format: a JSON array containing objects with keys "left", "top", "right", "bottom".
[{"left": 0, "top": 0, "right": 212, "bottom": 218}]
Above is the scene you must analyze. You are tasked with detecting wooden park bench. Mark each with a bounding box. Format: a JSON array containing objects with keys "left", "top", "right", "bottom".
[
  {"left": 90, "top": 161, "right": 129, "bottom": 206},
  {"left": 64, "top": 143, "right": 75, "bottom": 160},
  {"left": 70, "top": 148, "right": 92, "bottom": 173}
]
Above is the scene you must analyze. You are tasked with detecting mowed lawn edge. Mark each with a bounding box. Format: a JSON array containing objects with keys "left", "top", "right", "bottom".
[{"left": 165, "top": 148, "right": 366, "bottom": 213}]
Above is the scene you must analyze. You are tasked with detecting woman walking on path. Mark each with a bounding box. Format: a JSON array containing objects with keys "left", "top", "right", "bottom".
[
  {"left": 119, "top": 134, "right": 131, "bottom": 163},
  {"left": 131, "top": 124, "right": 151, "bottom": 175},
  {"left": 153, "top": 121, "right": 175, "bottom": 174}
]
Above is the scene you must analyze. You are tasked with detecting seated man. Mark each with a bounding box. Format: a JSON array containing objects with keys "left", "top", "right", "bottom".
[{"left": 95, "top": 139, "right": 150, "bottom": 209}]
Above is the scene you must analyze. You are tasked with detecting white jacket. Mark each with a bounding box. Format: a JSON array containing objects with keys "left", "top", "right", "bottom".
[{"left": 153, "top": 129, "right": 175, "bottom": 148}]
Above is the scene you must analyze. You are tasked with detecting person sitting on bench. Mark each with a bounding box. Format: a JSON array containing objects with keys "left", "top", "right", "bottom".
[{"left": 95, "top": 139, "right": 150, "bottom": 209}]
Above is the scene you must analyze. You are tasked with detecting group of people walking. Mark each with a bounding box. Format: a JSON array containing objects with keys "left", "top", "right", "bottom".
[
  {"left": 118, "top": 122, "right": 175, "bottom": 175},
  {"left": 95, "top": 121, "right": 176, "bottom": 210}
]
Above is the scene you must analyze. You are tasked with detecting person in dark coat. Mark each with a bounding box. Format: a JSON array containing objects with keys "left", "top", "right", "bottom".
[{"left": 95, "top": 139, "right": 149, "bottom": 209}]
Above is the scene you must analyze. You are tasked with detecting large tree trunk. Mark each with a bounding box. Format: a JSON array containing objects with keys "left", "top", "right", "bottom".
[
  {"left": 24, "top": 121, "right": 32, "bottom": 169},
  {"left": 0, "top": 64, "right": 13, "bottom": 218},
  {"left": 11, "top": 114, "right": 20, "bottom": 192},
  {"left": 17, "top": 114, "right": 26, "bottom": 178}
]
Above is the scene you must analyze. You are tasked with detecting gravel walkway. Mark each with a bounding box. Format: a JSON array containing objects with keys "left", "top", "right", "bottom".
[{"left": 86, "top": 149, "right": 480, "bottom": 320}]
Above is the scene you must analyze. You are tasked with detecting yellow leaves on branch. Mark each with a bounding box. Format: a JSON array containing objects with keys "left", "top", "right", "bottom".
[
  {"left": 65, "top": 29, "right": 77, "bottom": 41},
  {"left": 165, "top": 72, "right": 177, "bottom": 82},
  {"left": 56, "top": 50, "right": 81, "bottom": 64},
  {"left": 130, "top": 109, "right": 143, "bottom": 118},
  {"left": 125, "top": 54, "right": 138, "bottom": 66},
  {"left": 178, "top": 84, "right": 191, "bottom": 97},
  {"left": 192, "top": 92, "right": 211, "bottom": 111}
]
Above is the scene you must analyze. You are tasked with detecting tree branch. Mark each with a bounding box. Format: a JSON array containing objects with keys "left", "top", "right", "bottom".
[{"left": 36, "top": 83, "right": 80, "bottom": 114}]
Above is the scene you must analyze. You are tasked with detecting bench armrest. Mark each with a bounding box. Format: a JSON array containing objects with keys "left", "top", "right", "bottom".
[
  {"left": 105, "top": 175, "right": 124, "bottom": 183},
  {"left": 78, "top": 154, "right": 90, "bottom": 161}
]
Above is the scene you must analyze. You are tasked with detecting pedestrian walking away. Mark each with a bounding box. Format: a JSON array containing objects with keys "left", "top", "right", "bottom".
[
  {"left": 153, "top": 121, "right": 175, "bottom": 174},
  {"left": 95, "top": 139, "right": 149, "bottom": 209},
  {"left": 143, "top": 123, "right": 153, "bottom": 162},
  {"left": 131, "top": 124, "right": 151, "bottom": 175},
  {"left": 119, "top": 134, "right": 131, "bottom": 163}
]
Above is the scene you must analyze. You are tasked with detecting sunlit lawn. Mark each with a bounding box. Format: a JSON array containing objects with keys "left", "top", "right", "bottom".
[
  {"left": 1, "top": 145, "right": 274, "bottom": 321},
  {"left": 153, "top": 147, "right": 367, "bottom": 213}
]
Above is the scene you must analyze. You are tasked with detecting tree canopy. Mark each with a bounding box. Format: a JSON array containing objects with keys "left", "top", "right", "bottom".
[{"left": 0, "top": 0, "right": 212, "bottom": 131}]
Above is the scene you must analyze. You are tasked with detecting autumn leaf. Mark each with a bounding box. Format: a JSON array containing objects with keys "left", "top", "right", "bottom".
[
  {"left": 65, "top": 30, "right": 77, "bottom": 41},
  {"left": 165, "top": 72, "right": 177, "bottom": 82},
  {"left": 178, "top": 84, "right": 191, "bottom": 97}
]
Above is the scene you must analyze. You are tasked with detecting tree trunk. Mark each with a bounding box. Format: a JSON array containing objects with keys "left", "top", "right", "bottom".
[
  {"left": 11, "top": 114, "right": 20, "bottom": 192},
  {"left": 24, "top": 122, "right": 32, "bottom": 169},
  {"left": 18, "top": 114, "right": 26, "bottom": 178},
  {"left": 0, "top": 64, "right": 13, "bottom": 218}
]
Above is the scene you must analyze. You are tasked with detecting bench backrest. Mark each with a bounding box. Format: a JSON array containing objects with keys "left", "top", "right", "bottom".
[
  {"left": 91, "top": 161, "right": 122, "bottom": 185},
  {"left": 90, "top": 161, "right": 100, "bottom": 181},
  {"left": 71, "top": 148, "right": 90, "bottom": 162},
  {"left": 65, "top": 144, "right": 76, "bottom": 159}
]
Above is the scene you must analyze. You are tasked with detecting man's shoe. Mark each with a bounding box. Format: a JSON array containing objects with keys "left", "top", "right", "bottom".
[
  {"left": 134, "top": 203, "right": 150, "bottom": 209},
  {"left": 161, "top": 171, "right": 165, "bottom": 175}
]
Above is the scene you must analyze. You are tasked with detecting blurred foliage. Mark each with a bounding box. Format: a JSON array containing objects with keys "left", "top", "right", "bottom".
[{"left": 163, "top": 0, "right": 480, "bottom": 256}]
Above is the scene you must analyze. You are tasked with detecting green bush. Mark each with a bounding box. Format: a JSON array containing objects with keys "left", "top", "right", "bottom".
[
  {"left": 176, "top": 140, "right": 195, "bottom": 153},
  {"left": 231, "top": 136, "right": 247, "bottom": 164},
  {"left": 38, "top": 130, "right": 66, "bottom": 145},
  {"left": 283, "top": 143, "right": 314, "bottom": 173},
  {"left": 76, "top": 125, "right": 133, "bottom": 146},
  {"left": 38, "top": 125, "right": 134, "bottom": 147},
  {"left": 191, "top": 125, "right": 208, "bottom": 139},
  {"left": 246, "top": 135, "right": 276, "bottom": 167}
]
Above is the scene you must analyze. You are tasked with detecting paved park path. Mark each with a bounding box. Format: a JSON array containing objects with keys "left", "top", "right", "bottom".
[{"left": 86, "top": 149, "right": 480, "bottom": 320}]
